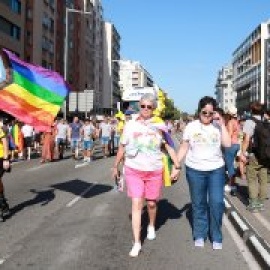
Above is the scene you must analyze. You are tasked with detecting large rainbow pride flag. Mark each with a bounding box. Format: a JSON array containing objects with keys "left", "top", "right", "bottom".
[{"left": 0, "top": 49, "right": 69, "bottom": 131}]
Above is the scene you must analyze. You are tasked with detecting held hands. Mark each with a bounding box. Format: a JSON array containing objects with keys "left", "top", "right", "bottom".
[{"left": 171, "top": 166, "right": 181, "bottom": 182}]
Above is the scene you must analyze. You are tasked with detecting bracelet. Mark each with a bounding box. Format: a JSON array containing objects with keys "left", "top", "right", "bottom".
[
  {"left": 3, "top": 158, "right": 9, "bottom": 161},
  {"left": 174, "top": 165, "right": 181, "bottom": 170}
]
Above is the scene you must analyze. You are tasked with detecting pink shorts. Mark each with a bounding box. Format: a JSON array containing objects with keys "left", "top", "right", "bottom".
[{"left": 124, "top": 166, "right": 163, "bottom": 200}]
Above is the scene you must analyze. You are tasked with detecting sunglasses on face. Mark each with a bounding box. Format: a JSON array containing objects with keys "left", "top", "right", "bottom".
[
  {"left": 140, "top": 104, "right": 153, "bottom": 110},
  {"left": 201, "top": 110, "right": 214, "bottom": 117}
]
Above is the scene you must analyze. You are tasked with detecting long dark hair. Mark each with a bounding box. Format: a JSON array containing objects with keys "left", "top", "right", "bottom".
[{"left": 197, "top": 96, "right": 217, "bottom": 113}]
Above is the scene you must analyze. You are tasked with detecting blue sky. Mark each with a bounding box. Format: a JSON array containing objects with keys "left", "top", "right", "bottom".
[{"left": 103, "top": 0, "right": 270, "bottom": 113}]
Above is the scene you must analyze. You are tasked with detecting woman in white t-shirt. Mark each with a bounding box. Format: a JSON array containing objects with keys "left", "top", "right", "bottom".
[
  {"left": 112, "top": 94, "right": 179, "bottom": 257},
  {"left": 171, "top": 96, "right": 231, "bottom": 250}
]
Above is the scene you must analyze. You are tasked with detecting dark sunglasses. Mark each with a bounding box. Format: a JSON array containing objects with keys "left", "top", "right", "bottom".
[
  {"left": 201, "top": 110, "right": 214, "bottom": 116},
  {"left": 140, "top": 104, "right": 153, "bottom": 110}
]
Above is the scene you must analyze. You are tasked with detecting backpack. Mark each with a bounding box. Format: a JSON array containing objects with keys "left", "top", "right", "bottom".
[{"left": 251, "top": 117, "right": 270, "bottom": 164}]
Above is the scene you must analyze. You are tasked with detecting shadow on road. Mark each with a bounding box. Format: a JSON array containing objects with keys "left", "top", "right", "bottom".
[
  {"left": 141, "top": 200, "right": 191, "bottom": 243},
  {"left": 51, "top": 179, "right": 113, "bottom": 198},
  {"left": 9, "top": 180, "right": 113, "bottom": 219},
  {"left": 10, "top": 188, "right": 55, "bottom": 218}
]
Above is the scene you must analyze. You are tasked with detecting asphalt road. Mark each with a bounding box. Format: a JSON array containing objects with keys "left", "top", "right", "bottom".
[{"left": 0, "top": 154, "right": 260, "bottom": 269}]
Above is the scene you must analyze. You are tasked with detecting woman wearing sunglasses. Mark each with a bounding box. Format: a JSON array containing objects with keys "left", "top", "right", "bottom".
[
  {"left": 112, "top": 93, "right": 179, "bottom": 257},
  {"left": 171, "top": 96, "right": 231, "bottom": 250}
]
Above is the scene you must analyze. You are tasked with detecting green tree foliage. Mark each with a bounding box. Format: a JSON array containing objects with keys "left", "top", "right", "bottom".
[{"left": 162, "top": 96, "right": 181, "bottom": 120}]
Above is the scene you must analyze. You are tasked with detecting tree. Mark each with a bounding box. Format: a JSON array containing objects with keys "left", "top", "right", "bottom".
[{"left": 162, "top": 96, "right": 181, "bottom": 120}]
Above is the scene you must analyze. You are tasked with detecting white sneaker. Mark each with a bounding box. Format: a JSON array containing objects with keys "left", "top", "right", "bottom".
[
  {"left": 212, "top": 242, "right": 222, "bottom": 250},
  {"left": 194, "top": 238, "right": 204, "bottom": 248},
  {"left": 224, "top": 185, "right": 231, "bottom": 193},
  {"left": 147, "top": 226, "right": 156, "bottom": 240},
  {"left": 129, "top": 242, "right": 141, "bottom": 257}
]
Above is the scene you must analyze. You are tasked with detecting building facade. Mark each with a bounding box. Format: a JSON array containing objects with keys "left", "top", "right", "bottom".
[
  {"left": 102, "top": 21, "right": 121, "bottom": 113},
  {"left": 0, "top": 0, "right": 25, "bottom": 58},
  {"left": 118, "top": 60, "right": 154, "bottom": 95},
  {"left": 233, "top": 21, "right": 270, "bottom": 112},
  {"left": 215, "top": 65, "right": 235, "bottom": 112}
]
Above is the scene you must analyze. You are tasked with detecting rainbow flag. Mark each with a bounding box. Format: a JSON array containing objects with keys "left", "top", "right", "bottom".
[{"left": 0, "top": 49, "right": 69, "bottom": 131}]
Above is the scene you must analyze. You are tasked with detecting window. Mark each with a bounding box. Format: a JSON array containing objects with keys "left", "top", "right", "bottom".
[
  {"left": 0, "top": 57, "right": 7, "bottom": 84},
  {"left": 42, "top": 60, "right": 47, "bottom": 68},
  {"left": 11, "top": 0, "right": 21, "bottom": 14},
  {"left": 0, "top": 16, "right": 21, "bottom": 40},
  {"left": 50, "top": 18, "right": 54, "bottom": 32}
]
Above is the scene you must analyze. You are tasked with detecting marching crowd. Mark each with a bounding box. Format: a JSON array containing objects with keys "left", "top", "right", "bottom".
[{"left": 0, "top": 94, "right": 269, "bottom": 259}]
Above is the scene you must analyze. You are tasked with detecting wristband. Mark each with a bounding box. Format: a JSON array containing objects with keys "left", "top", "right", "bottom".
[
  {"left": 174, "top": 165, "right": 181, "bottom": 170},
  {"left": 3, "top": 158, "right": 9, "bottom": 161}
]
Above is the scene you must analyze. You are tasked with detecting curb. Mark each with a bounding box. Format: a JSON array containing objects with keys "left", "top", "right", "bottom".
[{"left": 224, "top": 195, "right": 270, "bottom": 269}]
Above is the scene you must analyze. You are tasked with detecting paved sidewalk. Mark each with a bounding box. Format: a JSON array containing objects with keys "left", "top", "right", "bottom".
[{"left": 225, "top": 177, "right": 270, "bottom": 268}]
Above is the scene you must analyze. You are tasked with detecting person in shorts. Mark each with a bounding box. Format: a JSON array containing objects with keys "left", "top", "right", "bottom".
[
  {"left": 21, "top": 124, "right": 33, "bottom": 160},
  {"left": 69, "top": 116, "right": 82, "bottom": 160},
  {"left": 56, "top": 118, "right": 69, "bottom": 159},
  {"left": 100, "top": 118, "right": 112, "bottom": 157},
  {"left": 82, "top": 119, "right": 96, "bottom": 162},
  {"left": 112, "top": 94, "right": 179, "bottom": 257}
]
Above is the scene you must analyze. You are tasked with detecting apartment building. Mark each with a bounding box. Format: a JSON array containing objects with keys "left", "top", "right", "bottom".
[
  {"left": 24, "top": 0, "right": 56, "bottom": 69},
  {"left": 0, "top": 0, "right": 25, "bottom": 58},
  {"left": 118, "top": 60, "right": 154, "bottom": 94},
  {"left": 215, "top": 65, "right": 236, "bottom": 112},
  {"left": 233, "top": 21, "right": 270, "bottom": 112},
  {"left": 102, "top": 21, "right": 121, "bottom": 113}
]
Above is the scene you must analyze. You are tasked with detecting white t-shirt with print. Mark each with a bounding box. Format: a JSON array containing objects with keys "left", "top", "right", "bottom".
[
  {"left": 21, "top": 125, "right": 34, "bottom": 138},
  {"left": 121, "top": 120, "right": 163, "bottom": 171},
  {"left": 183, "top": 120, "right": 224, "bottom": 171},
  {"left": 100, "top": 122, "right": 112, "bottom": 137}
]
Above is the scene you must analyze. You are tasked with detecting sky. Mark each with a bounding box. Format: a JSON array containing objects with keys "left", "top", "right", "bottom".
[{"left": 102, "top": 0, "right": 270, "bottom": 113}]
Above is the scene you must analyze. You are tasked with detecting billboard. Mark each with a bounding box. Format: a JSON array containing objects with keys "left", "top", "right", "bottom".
[{"left": 122, "top": 86, "right": 158, "bottom": 101}]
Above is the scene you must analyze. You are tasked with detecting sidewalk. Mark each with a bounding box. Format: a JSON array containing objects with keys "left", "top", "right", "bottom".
[{"left": 224, "top": 177, "right": 270, "bottom": 268}]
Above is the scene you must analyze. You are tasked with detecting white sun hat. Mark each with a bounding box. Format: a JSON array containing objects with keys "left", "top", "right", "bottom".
[{"left": 227, "top": 106, "right": 238, "bottom": 116}]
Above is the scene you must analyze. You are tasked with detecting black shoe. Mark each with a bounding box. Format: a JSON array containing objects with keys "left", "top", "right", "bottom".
[{"left": 0, "top": 197, "right": 10, "bottom": 221}]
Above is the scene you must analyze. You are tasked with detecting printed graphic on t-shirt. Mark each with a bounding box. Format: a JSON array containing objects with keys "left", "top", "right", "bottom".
[
  {"left": 132, "top": 130, "right": 161, "bottom": 155},
  {"left": 192, "top": 132, "right": 219, "bottom": 146}
]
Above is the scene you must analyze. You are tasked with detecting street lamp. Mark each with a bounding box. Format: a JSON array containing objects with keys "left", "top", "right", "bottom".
[
  {"left": 63, "top": 7, "right": 92, "bottom": 119},
  {"left": 111, "top": 59, "right": 123, "bottom": 113}
]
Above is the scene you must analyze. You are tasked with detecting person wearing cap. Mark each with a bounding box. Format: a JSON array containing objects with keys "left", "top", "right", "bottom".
[{"left": 223, "top": 106, "right": 240, "bottom": 195}]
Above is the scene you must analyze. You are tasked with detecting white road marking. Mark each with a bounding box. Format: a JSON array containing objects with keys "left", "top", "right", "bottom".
[
  {"left": 75, "top": 162, "right": 89, "bottom": 169},
  {"left": 249, "top": 235, "right": 270, "bottom": 267},
  {"left": 0, "top": 259, "right": 5, "bottom": 265},
  {"left": 253, "top": 212, "right": 270, "bottom": 231},
  {"left": 230, "top": 211, "right": 249, "bottom": 232},
  {"left": 66, "top": 183, "right": 96, "bottom": 208},
  {"left": 27, "top": 164, "right": 50, "bottom": 171},
  {"left": 223, "top": 215, "right": 261, "bottom": 270}
]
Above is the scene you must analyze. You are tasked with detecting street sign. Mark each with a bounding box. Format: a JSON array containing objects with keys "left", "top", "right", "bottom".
[
  {"left": 68, "top": 92, "right": 77, "bottom": 112},
  {"left": 68, "top": 90, "right": 94, "bottom": 112},
  {"left": 78, "top": 90, "right": 94, "bottom": 111}
]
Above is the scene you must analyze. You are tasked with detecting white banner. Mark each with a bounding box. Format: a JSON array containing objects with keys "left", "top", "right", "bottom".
[{"left": 122, "top": 87, "right": 158, "bottom": 101}]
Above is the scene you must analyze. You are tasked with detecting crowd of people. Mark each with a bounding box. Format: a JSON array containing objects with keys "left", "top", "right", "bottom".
[
  {"left": 0, "top": 94, "right": 269, "bottom": 258},
  {"left": 112, "top": 95, "right": 270, "bottom": 257}
]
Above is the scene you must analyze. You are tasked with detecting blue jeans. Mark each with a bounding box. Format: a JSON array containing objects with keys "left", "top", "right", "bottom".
[
  {"left": 114, "top": 135, "right": 120, "bottom": 148},
  {"left": 186, "top": 166, "right": 225, "bottom": 243},
  {"left": 71, "top": 138, "right": 80, "bottom": 150},
  {"left": 224, "top": 144, "right": 240, "bottom": 178}
]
